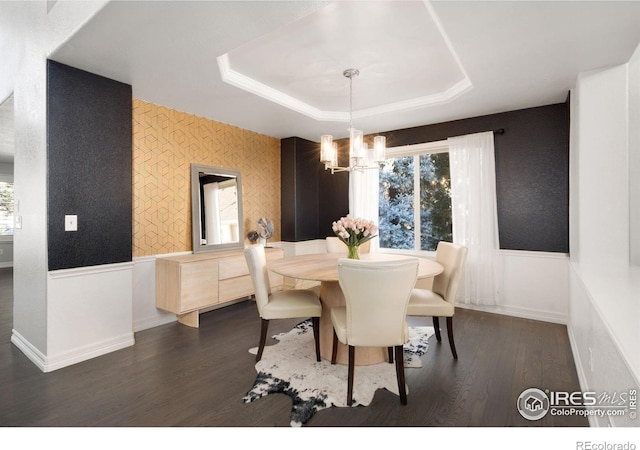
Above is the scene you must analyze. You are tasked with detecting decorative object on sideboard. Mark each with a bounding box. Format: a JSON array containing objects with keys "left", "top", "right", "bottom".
[
  {"left": 247, "top": 230, "right": 259, "bottom": 244},
  {"left": 320, "top": 69, "right": 386, "bottom": 174},
  {"left": 256, "top": 217, "right": 274, "bottom": 246},
  {"left": 332, "top": 215, "right": 378, "bottom": 260}
]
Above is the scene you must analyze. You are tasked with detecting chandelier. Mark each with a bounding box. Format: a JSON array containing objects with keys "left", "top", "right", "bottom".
[{"left": 320, "top": 69, "right": 386, "bottom": 173}]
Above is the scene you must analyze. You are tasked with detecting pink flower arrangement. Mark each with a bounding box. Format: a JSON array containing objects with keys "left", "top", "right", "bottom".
[{"left": 332, "top": 215, "right": 378, "bottom": 248}]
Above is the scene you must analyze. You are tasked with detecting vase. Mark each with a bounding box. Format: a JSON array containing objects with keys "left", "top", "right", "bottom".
[{"left": 347, "top": 244, "right": 360, "bottom": 260}]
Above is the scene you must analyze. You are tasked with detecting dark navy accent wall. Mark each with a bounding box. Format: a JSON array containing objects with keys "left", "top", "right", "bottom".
[
  {"left": 281, "top": 102, "right": 569, "bottom": 252},
  {"left": 281, "top": 136, "right": 350, "bottom": 242},
  {"left": 280, "top": 137, "right": 320, "bottom": 241},
  {"left": 47, "top": 60, "right": 132, "bottom": 270},
  {"left": 318, "top": 158, "right": 349, "bottom": 239}
]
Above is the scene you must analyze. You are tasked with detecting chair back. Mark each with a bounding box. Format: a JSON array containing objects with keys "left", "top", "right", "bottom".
[
  {"left": 326, "top": 236, "right": 371, "bottom": 254},
  {"left": 432, "top": 242, "right": 469, "bottom": 304},
  {"left": 326, "top": 237, "right": 344, "bottom": 253},
  {"left": 244, "top": 244, "right": 272, "bottom": 316},
  {"left": 338, "top": 258, "right": 418, "bottom": 347}
]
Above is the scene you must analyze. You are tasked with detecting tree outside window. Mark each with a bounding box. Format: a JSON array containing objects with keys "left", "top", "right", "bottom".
[{"left": 378, "top": 152, "right": 452, "bottom": 251}]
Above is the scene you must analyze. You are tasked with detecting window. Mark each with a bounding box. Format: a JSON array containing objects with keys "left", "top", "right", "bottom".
[
  {"left": 0, "top": 181, "right": 13, "bottom": 236},
  {"left": 378, "top": 143, "right": 452, "bottom": 251}
]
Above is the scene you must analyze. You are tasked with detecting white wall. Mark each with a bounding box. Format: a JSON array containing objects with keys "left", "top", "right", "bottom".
[
  {"left": 0, "top": 3, "right": 30, "bottom": 104},
  {"left": 493, "top": 250, "right": 569, "bottom": 323},
  {"left": 132, "top": 255, "right": 179, "bottom": 332},
  {"left": 450, "top": 250, "right": 569, "bottom": 324},
  {"left": 568, "top": 44, "right": 640, "bottom": 426},
  {"left": 574, "top": 65, "right": 629, "bottom": 265},
  {"left": 13, "top": 1, "right": 52, "bottom": 355},
  {"left": 630, "top": 43, "right": 640, "bottom": 266}
]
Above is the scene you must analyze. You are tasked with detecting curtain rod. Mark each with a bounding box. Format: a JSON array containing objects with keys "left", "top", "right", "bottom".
[{"left": 494, "top": 128, "right": 505, "bottom": 134}]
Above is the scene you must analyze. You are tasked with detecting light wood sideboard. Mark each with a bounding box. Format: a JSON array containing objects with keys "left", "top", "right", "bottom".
[{"left": 156, "top": 247, "right": 284, "bottom": 327}]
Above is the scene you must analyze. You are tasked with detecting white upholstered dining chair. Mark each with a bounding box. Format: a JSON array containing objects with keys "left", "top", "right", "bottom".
[
  {"left": 331, "top": 258, "right": 419, "bottom": 406},
  {"left": 325, "top": 236, "right": 371, "bottom": 255},
  {"left": 244, "top": 244, "right": 322, "bottom": 362},
  {"left": 406, "top": 241, "right": 468, "bottom": 359}
]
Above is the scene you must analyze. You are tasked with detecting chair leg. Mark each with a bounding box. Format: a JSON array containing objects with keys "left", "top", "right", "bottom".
[
  {"left": 331, "top": 329, "right": 339, "bottom": 365},
  {"left": 312, "top": 316, "right": 321, "bottom": 362},
  {"left": 256, "top": 318, "right": 269, "bottom": 362},
  {"left": 394, "top": 345, "right": 407, "bottom": 405},
  {"left": 387, "top": 346, "right": 394, "bottom": 364},
  {"left": 347, "top": 345, "right": 355, "bottom": 406},
  {"left": 432, "top": 316, "right": 442, "bottom": 342},
  {"left": 446, "top": 316, "right": 458, "bottom": 359}
]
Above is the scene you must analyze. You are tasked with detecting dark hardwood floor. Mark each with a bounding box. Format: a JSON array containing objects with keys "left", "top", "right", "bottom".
[{"left": 0, "top": 267, "right": 587, "bottom": 427}]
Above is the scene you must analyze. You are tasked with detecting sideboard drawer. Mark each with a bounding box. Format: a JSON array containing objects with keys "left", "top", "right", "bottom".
[
  {"left": 180, "top": 260, "right": 219, "bottom": 312},
  {"left": 218, "top": 255, "right": 249, "bottom": 280},
  {"left": 219, "top": 275, "right": 254, "bottom": 303}
]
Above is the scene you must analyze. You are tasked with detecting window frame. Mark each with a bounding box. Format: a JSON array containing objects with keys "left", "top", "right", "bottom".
[{"left": 378, "top": 140, "right": 449, "bottom": 257}]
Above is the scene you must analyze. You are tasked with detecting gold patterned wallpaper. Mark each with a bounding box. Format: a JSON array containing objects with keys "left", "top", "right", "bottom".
[{"left": 132, "top": 99, "right": 281, "bottom": 257}]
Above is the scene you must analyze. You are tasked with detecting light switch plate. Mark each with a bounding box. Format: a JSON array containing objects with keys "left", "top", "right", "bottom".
[{"left": 65, "top": 215, "right": 78, "bottom": 231}]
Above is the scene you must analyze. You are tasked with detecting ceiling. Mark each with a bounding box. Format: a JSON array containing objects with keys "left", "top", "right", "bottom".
[{"left": 7, "top": 1, "right": 640, "bottom": 158}]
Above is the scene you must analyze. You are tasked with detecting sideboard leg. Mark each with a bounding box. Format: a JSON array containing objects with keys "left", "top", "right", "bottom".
[{"left": 177, "top": 311, "right": 199, "bottom": 328}]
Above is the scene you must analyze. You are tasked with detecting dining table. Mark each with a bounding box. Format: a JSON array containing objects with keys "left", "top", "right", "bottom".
[{"left": 268, "top": 252, "right": 444, "bottom": 366}]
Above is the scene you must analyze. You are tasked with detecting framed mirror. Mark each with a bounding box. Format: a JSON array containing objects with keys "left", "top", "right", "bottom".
[{"left": 191, "top": 164, "right": 244, "bottom": 253}]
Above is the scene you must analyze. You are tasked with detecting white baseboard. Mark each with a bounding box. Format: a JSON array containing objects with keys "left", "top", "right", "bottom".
[
  {"left": 455, "top": 302, "right": 567, "bottom": 325},
  {"left": 11, "top": 329, "right": 134, "bottom": 373},
  {"left": 133, "top": 314, "right": 176, "bottom": 332},
  {"left": 11, "top": 329, "right": 47, "bottom": 372},
  {"left": 566, "top": 322, "right": 598, "bottom": 427},
  {"left": 45, "top": 333, "right": 135, "bottom": 373}
]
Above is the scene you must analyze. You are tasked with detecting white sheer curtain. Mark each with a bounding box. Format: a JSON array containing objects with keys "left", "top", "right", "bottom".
[
  {"left": 349, "top": 167, "right": 380, "bottom": 252},
  {"left": 448, "top": 131, "right": 500, "bottom": 306}
]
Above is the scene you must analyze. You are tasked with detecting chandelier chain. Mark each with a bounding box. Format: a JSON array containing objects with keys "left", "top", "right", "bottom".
[
  {"left": 349, "top": 74, "right": 353, "bottom": 131},
  {"left": 343, "top": 68, "right": 359, "bottom": 131}
]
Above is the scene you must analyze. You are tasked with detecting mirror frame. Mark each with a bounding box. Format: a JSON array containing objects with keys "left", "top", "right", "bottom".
[{"left": 190, "top": 163, "right": 244, "bottom": 253}]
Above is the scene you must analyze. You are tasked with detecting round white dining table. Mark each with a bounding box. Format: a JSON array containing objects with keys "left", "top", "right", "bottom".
[{"left": 269, "top": 252, "right": 444, "bottom": 365}]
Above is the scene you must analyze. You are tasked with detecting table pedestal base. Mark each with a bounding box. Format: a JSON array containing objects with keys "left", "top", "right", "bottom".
[{"left": 319, "top": 281, "right": 390, "bottom": 366}]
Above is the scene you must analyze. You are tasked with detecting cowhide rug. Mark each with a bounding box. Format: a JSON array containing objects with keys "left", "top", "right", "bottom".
[{"left": 243, "top": 320, "right": 434, "bottom": 426}]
